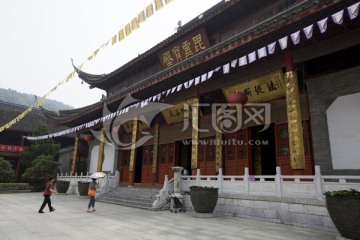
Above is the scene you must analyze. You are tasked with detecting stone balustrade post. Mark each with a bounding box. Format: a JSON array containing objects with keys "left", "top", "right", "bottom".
[
  {"left": 314, "top": 165, "right": 324, "bottom": 200},
  {"left": 218, "top": 168, "right": 223, "bottom": 194},
  {"left": 275, "top": 166, "right": 282, "bottom": 197},
  {"left": 244, "top": 167, "right": 249, "bottom": 195}
]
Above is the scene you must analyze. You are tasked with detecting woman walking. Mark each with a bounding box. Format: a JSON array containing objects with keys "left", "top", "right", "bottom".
[
  {"left": 87, "top": 178, "right": 98, "bottom": 212},
  {"left": 38, "top": 177, "right": 58, "bottom": 213}
]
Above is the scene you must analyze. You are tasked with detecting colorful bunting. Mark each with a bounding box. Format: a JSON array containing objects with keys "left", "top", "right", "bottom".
[
  {"left": 154, "top": 0, "right": 164, "bottom": 11},
  {"left": 303, "top": 24, "right": 313, "bottom": 39},
  {"left": 317, "top": 17, "right": 328, "bottom": 34},
  {"left": 2, "top": 1, "right": 358, "bottom": 135},
  {"left": 347, "top": 2, "right": 360, "bottom": 20}
]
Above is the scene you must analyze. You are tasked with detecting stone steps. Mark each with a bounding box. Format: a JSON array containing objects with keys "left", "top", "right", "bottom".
[{"left": 97, "top": 186, "right": 161, "bottom": 210}]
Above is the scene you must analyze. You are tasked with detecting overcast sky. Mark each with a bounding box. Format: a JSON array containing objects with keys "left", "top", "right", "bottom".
[{"left": 0, "top": 0, "right": 221, "bottom": 109}]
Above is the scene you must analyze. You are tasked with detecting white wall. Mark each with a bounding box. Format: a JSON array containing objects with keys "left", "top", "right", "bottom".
[
  {"left": 89, "top": 145, "right": 99, "bottom": 174},
  {"left": 327, "top": 92, "right": 360, "bottom": 169},
  {"left": 103, "top": 144, "right": 116, "bottom": 173},
  {"left": 89, "top": 144, "right": 116, "bottom": 173}
]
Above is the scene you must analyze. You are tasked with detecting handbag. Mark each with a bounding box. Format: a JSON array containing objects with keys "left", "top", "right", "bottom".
[{"left": 88, "top": 189, "right": 96, "bottom": 197}]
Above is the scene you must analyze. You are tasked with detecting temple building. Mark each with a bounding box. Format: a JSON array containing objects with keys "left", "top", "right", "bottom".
[
  {"left": 0, "top": 101, "right": 75, "bottom": 181},
  {"left": 40, "top": 0, "right": 360, "bottom": 186}
]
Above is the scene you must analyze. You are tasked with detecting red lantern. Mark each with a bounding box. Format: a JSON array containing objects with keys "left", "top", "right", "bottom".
[
  {"left": 84, "top": 135, "right": 94, "bottom": 142},
  {"left": 227, "top": 91, "right": 248, "bottom": 104},
  {"left": 112, "top": 126, "right": 120, "bottom": 135}
]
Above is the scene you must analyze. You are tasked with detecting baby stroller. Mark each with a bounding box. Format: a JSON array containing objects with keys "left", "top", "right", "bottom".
[{"left": 169, "top": 192, "right": 186, "bottom": 213}]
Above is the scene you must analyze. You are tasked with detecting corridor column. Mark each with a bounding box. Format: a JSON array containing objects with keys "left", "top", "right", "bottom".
[
  {"left": 191, "top": 98, "right": 199, "bottom": 175},
  {"left": 152, "top": 123, "right": 159, "bottom": 185},
  {"left": 97, "top": 128, "right": 105, "bottom": 172},
  {"left": 285, "top": 52, "right": 305, "bottom": 172},
  {"left": 71, "top": 132, "right": 80, "bottom": 175},
  {"left": 128, "top": 118, "right": 138, "bottom": 187}
]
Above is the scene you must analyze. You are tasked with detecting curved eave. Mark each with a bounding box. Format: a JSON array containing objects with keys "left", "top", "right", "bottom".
[
  {"left": 85, "top": 0, "right": 235, "bottom": 86},
  {"left": 71, "top": 60, "right": 107, "bottom": 90},
  {"left": 39, "top": 101, "right": 104, "bottom": 124},
  {"left": 57, "top": 0, "right": 355, "bottom": 125}
]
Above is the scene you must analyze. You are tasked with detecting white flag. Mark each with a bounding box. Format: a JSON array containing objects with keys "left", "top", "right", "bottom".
[
  {"left": 231, "top": 59, "right": 238, "bottom": 68},
  {"left": 201, "top": 73, "right": 208, "bottom": 82},
  {"left": 303, "top": 24, "right": 313, "bottom": 39},
  {"left": 248, "top": 51, "right": 256, "bottom": 63},
  {"left": 223, "top": 63, "right": 230, "bottom": 74},
  {"left": 278, "top": 36, "right": 288, "bottom": 50},
  {"left": 267, "top": 42, "right": 276, "bottom": 54},
  {"left": 257, "top": 47, "right": 267, "bottom": 59},
  {"left": 290, "top": 31, "right": 300, "bottom": 45},
  {"left": 332, "top": 10, "right": 344, "bottom": 24},
  {"left": 317, "top": 17, "right": 328, "bottom": 34},
  {"left": 207, "top": 70, "right": 214, "bottom": 79},
  {"left": 348, "top": 2, "right": 360, "bottom": 20},
  {"left": 239, "top": 56, "right": 248, "bottom": 66}
]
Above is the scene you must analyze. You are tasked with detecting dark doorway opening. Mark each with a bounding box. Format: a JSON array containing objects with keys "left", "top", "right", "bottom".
[
  {"left": 177, "top": 140, "right": 192, "bottom": 174},
  {"left": 251, "top": 124, "right": 276, "bottom": 175},
  {"left": 135, "top": 146, "right": 143, "bottom": 183}
]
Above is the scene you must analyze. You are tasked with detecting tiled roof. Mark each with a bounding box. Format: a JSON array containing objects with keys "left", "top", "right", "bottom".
[{"left": 0, "top": 101, "right": 67, "bottom": 133}]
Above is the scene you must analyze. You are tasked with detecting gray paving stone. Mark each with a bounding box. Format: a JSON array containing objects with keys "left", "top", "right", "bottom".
[{"left": 0, "top": 193, "right": 337, "bottom": 240}]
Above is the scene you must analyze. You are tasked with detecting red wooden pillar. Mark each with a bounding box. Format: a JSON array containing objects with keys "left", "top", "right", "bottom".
[{"left": 15, "top": 136, "right": 25, "bottom": 182}]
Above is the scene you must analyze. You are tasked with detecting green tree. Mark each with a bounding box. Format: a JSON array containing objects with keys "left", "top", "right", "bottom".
[
  {"left": 21, "top": 123, "right": 60, "bottom": 171},
  {"left": 22, "top": 155, "right": 58, "bottom": 191},
  {"left": 0, "top": 157, "right": 15, "bottom": 183}
]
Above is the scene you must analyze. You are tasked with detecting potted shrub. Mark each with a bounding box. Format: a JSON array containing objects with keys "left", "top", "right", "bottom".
[
  {"left": 189, "top": 185, "right": 219, "bottom": 214},
  {"left": 55, "top": 180, "right": 70, "bottom": 193},
  {"left": 77, "top": 181, "right": 90, "bottom": 196},
  {"left": 324, "top": 188, "right": 360, "bottom": 240}
]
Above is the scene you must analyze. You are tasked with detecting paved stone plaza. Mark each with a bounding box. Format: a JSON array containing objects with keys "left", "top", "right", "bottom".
[{"left": 0, "top": 193, "right": 338, "bottom": 240}]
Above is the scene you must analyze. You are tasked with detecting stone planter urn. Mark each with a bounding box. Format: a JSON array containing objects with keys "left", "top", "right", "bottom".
[
  {"left": 55, "top": 181, "right": 70, "bottom": 194},
  {"left": 77, "top": 181, "right": 90, "bottom": 196},
  {"left": 325, "top": 189, "right": 360, "bottom": 240},
  {"left": 189, "top": 186, "right": 219, "bottom": 214}
]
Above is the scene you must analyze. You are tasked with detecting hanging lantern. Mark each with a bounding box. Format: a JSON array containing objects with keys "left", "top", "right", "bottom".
[
  {"left": 83, "top": 134, "right": 94, "bottom": 142},
  {"left": 227, "top": 91, "right": 248, "bottom": 104},
  {"left": 112, "top": 126, "right": 120, "bottom": 135}
]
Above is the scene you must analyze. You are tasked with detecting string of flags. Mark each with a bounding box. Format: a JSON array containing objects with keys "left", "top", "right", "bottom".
[
  {"left": 0, "top": 0, "right": 172, "bottom": 133},
  {"left": 11, "top": 1, "right": 360, "bottom": 140}
]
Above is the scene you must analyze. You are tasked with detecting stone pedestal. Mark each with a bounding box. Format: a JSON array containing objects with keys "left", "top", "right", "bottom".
[
  {"left": 170, "top": 166, "right": 184, "bottom": 213},
  {"left": 171, "top": 166, "right": 183, "bottom": 194}
]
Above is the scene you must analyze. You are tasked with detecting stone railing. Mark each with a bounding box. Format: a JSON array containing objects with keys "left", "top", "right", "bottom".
[
  {"left": 151, "top": 175, "right": 174, "bottom": 210},
  {"left": 56, "top": 171, "right": 119, "bottom": 196},
  {"left": 180, "top": 165, "right": 360, "bottom": 200}
]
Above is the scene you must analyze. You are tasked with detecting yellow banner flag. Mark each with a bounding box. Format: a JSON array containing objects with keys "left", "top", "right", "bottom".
[
  {"left": 154, "top": 0, "right": 163, "bottom": 11},
  {"left": 112, "top": 34, "right": 117, "bottom": 45},
  {"left": 118, "top": 29, "right": 125, "bottom": 41},
  {"left": 125, "top": 23, "right": 132, "bottom": 36},
  {"left": 131, "top": 17, "right": 139, "bottom": 30},
  {"left": 146, "top": 3, "right": 154, "bottom": 18},
  {"left": 93, "top": 49, "right": 100, "bottom": 57},
  {"left": 138, "top": 10, "right": 146, "bottom": 23}
]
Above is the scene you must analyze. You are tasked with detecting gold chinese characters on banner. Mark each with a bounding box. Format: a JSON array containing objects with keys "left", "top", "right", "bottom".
[
  {"left": 161, "top": 98, "right": 200, "bottom": 124},
  {"left": 158, "top": 28, "right": 210, "bottom": 69},
  {"left": 223, "top": 70, "right": 285, "bottom": 103},
  {"left": 122, "top": 118, "right": 149, "bottom": 134},
  {"left": 285, "top": 71, "right": 305, "bottom": 169}
]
